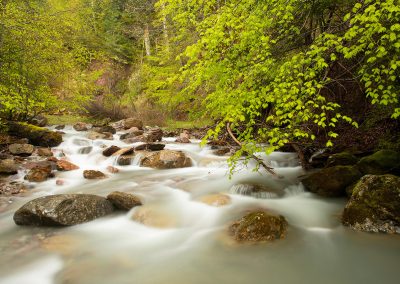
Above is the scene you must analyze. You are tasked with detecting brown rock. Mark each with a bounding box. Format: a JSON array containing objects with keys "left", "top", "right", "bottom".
[
  {"left": 83, "top": 170, "right": 107, "bottom": 179},
  {"left": 87, "top": 131, "right": 113, "bottom": 140},
  {"left": 228, "top": 211, "right": 288, "bottom": 243},
  {"left": 112, "top": 147, "right": 134, "bottom": 156},
  {"left": 140, "top": 150, "right": 192, "bottom": 169},
  {"left": 0, "top": 181, "right": 27, "bottom": 196},
  {"left": 25, "top": 163, "right": 53, "bottom": 182},
  {"left": 134, "top": 143, "right": 165, "bottom": 151},
  {"left": 57, "top": 160, "right": 79, "bottom": 171},
  {"left": 73, "top": 122, "right": 89, "bottom": 131},
  {"left": 9, "top": 143, "right": 35, "bottom": 156},
  {"left": 123, "top": 118, "right": 143, "bottom": 130},
  {"left": 107, "top": 191, "right": 142, "bottom": 210},
  {"left": 0, "top": 159, "right": 18, "bottom": 174},
  {"left": 37, "top": 148, "right": 53, "bottom": 157},
  {"left": 117, "top": 155, "right": 134, "bottom": 166},
  {"left": 106, "top": 166, "right": 119, "bottom": 174},
  {"left": 132, "top": 206, "right": 177, "bottom": 228},
  {"left": 102, "top": 146, "right": 121, "bottom": 157},
  {"left": 197, "top": 194, "right": 231, "bottom": 207}
]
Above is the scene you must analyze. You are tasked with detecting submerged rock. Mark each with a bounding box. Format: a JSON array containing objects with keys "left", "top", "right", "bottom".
[
  {"left": 0, "top": 181, "right": 27, "bottom": 196},
  {"left": 302, "top": 166, "right": 362, "bottom": 197},
  {"left": 140, "top": 150, "right": 192, "bottom": 169},
  {"left": 87, "top": 131, "right": 113, "bottom": 140},
  {"left": 91, "top": 125, "right": 116, "bottom": 134},
  {"left": 342, "top": 175, "right": 400, "bottom": 233},
  {"left": 197, "top": 194, "right": 231, "bottom": 206},
  {"left": 228, "top": 211, "right": 288, "bottom": 243},
  {"left": 117, "top": 155, "right": 135, "bottom": 166},
  {"left": 132, "top": 206, "right": 177, "bottom": 228},
  {"left": 13, "top": 194, "right": 114, "bottom": 226},
  {"left": 56, "top": 160, "right": 79, "bottom": 171},
  {"left": 8, "top": 122, "right": 62, "bottom": 147},
  {"left": 107, "top": 191, "right": 142, "bottom": 210},
  {"left": 83, "top": 170, "right": 107, "bottom": 179},
  {"left": 357, "top": 150, "right": 400, "bottom": 175},
  {"left": 0, "top": 159, "right": 18, "bottom": 175},
  {"left": 230, "top": 183, "right": 284, "bottom": 198},
  {"left": 8, "top": 143, "right": 34, "bottom": 156}
]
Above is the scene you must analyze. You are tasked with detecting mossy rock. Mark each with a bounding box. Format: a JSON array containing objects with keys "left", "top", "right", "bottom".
[
  {"left": 357, "top": 150, "right": 400, "bottom": 176},
  {"left": 228, "top": 211, "right": 288, "bottom": 243},
  {"left": 8, "top": 122, "right": 62, "bottom": 147},
  {"left": 342, "top": 175, "right": 400, "bottom": 233},
  {"left": 326, "top": 152, "right": 359, "bottom": 167},
  {"left": 302, "top": 166, "right": 362, "bottom": 197}
]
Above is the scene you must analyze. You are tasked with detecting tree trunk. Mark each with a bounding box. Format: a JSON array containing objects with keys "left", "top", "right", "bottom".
[{"left": 144, "top": 24, "right": 151, "bottom": 56}]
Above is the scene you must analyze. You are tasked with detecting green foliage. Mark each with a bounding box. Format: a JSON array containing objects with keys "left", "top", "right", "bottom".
[{"left": 150, "top": 0, "right": 399, "bottom": 169}]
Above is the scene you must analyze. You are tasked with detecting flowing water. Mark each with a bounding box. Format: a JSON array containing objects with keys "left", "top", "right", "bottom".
[{"left": 0, "top": 127, "right": 399, "bottom": 284}]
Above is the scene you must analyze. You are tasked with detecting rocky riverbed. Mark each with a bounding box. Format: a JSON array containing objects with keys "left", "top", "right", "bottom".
[{"left": 0, "top": 119, "right": 399, "bottom": 284}]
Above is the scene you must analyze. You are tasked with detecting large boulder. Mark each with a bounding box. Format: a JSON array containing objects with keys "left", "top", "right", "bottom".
[
  {"left": 228, "top": 211, "right": 288, "bottom": 242},
  {"left": 357, "top": 150, "right": 400, "bottom": 176},
  {"left": 107, "top": 191, "right": 142, "bottom": 210},
  {"left": 140, "top": 150, "right": 192, "bottom": 169},
  {"left": 0, "top": 159, "right": 18, "bottom": 175},
  {"left": 342, "top": 175, "right": 400, "bottom": 234},
  {"left": 302, "top": 166, "right": 362, "bottom": 197},
  {"left": 123, "top": 118, "right": 143, "bottom": 130},
  {"left": 13, "top": 194, "right": 114, "bottom": 226},
  {"left": 8, "top": 143, "right": 34, "bottom": 156},
  {"left": 8, "top": 122, "right": 62, "bottom": 147}
]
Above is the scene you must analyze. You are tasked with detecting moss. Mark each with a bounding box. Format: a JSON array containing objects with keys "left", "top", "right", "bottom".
[
  {"left": 326, "top": 152, "right": 359, "bottom": 167},
  {"left": 357, "top": 150, "right": 400, "bottom": 175},
  {"left": 8, "top": 122, "right": 62, "bottom": 147}
]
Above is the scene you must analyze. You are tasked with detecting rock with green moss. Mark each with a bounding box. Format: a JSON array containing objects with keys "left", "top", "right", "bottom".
[
  {"left": 326, "top": 152, "right": 359, "bottom": 167},
  {"left": 302, "top": 166, "right": 362, "bottom": 197},
  {"left": 228, "top": 211, "right": 288, "bottom": 242},
  {"left": 342, "top": 175, "right": 400, "bottom": 234},
  {"left": 357, "top": 150, "right": 400, "bottom": 176},
  {"left": 8, "top": 122, "right": 62, "bottom": 147}
]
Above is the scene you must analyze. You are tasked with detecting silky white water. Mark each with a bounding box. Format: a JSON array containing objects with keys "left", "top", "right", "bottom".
[{"left": 0, "top": 127, "right": 399, "bottom": 284}]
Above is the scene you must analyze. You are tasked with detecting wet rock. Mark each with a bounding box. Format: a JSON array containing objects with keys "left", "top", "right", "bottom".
[
  {"left": 56, "top": 160, "right": 79, "bottom": 171},
  {"left": 214, "top": 147, "right": 231, "bottom": 156},
  {"left": 197, "top": 194, "right": 231, "bottom": 206},
  {"left": 175, "top": 130, "right": 191, "bottom": 143},
  {"left": 326, "top": 152, "right": 359, "bottom": 167},
  {"left": 87, "top": 131, "right": 113, "bottom": 140},
  {"left": 120, "top": 129, "right": 144, "bottom": 140},
  {"left": 342, "top": 175, "right": 400, "bottom": 234},
  {"left": 37, "top": 148, "right": 53, "bottom": 157},
  {"left": 107, "top": 191, "right": 142, "bottom": 210},
  {"left": 55, "top": 125, "right": 65, "bottom": 130},
  {"left": 228, "top": 211, "right": 288, "bottom": 242},
  {"left": 123, "top": 118, "right": 143, "bottom": 130},
  {"left": 134, "top": 143, "right": 165, "bottom": 151},
  {"left": 25, "top": 163, "right": 53, "bottom": 182},
  {"left": 117, "top": 155, "right": 134, "bottom": 166},
  {"left": 78, "top": 146, "right": 93, "bottom": 154},
  {"left": 73, "top": 122, "right": 89, "bottom": 131},
  {"left": 112, "top": 147, "right": 135, "bottom": 156},
  {"left": 0, "top": 159, "right": 18, "bottom": 174},
  {"left": 140, "top": 150, "right": 192, "bottom": 169},
  {"left": 0, "top": 181, "right": 27, "bottom": 196},
  {"left": 302, "top": 166, "right": 362, "bottom": 197},
  {"left": 146, "top": 128, "right": 163, "bottom": 142},
  {"left": 357, "top": 150, "right": 400, "bottom": 176},
  {"left": 91, "top": 125, "right": 116, "bottom": 134},
  {"left": 230, "top": 183, "right": 284, "bottom": 198},
  {"left": 30, "top": 115, "right": 48, "bottom": 127},
  {"left": 8, "top": 122, "right": 62, "bottom": 147},
  {"left": 102, "top": 146, "right": 121, "bottom": 157},
  {"left": 8, "top": 143, "right": 34, "bottom": 156},
  {"left": 13, "top": 194, "right": 114, "bottom": 226},
  {"left": 83, "top": 170, "right": 107, "bottom": 179},
  {"left": 106, "top": 166, "right": 119, "bottom": 174}
]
